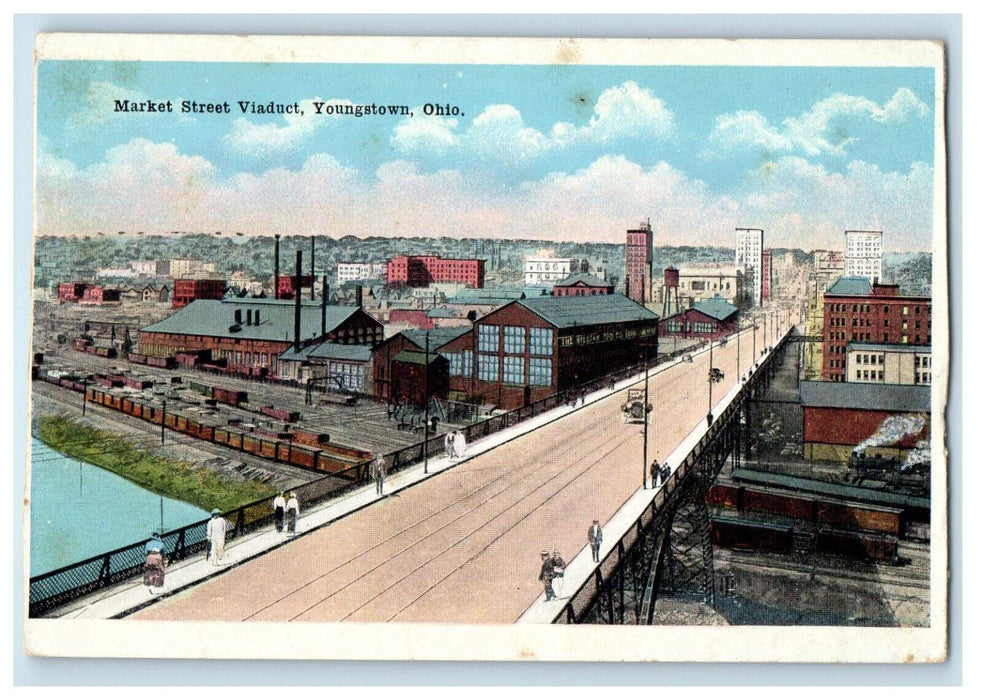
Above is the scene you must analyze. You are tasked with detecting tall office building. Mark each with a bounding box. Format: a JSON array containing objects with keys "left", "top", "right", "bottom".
[
  {"left": 625, "top": 219, "right": 653, "bottom": 304},
  {"left": 735, "top": 227, "right": 764, "bottom": 306},
  {"left": 844, "top": 229, "right": 884, "bottom": 283}
]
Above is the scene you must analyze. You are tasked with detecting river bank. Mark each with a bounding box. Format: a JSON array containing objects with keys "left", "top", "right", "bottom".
[{"left": 36, "top": 414, "right": 276, "bottom": 512}]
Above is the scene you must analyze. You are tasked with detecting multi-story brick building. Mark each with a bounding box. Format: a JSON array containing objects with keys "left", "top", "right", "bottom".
[
  {"left": 387, "top": 255, "right": 485, "bottom": 289},
  {"left": 761, "top": 249, "right": 773, "bottom": 302},
  {"left": 552, "top": 273, "right": 614, "bottom": 297},
  {"left": 277, "top": 274, "right": 314, "bottom": 300},
  {"left": 625, "top": 220, "right": 653, "bottom": 304},
  {"left": 172, "top": 278, "right": 226, "bottom": 308},
  {"left": 821, "top": 277, "right": 931, "bottom": 382}
]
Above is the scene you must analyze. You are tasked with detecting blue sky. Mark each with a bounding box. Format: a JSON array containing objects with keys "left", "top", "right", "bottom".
[{"left": 36, "top": 60, "right": 936, "bottom": 251}]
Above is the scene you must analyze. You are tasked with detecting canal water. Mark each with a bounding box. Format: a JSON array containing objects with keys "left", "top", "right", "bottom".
[{"left": 29, "top": 437, "right": 209, "bottom": 577}]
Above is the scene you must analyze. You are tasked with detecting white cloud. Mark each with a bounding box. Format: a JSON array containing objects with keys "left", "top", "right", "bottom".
[
  {"left": 390, "top": 82, "right": 673, "bottom": 166},
  {"left": 391, "top": 113, "right": 458, "bottom": 157},
  {"left": 553, "top": 81, "right": 674, "bottom": 145},
  {"left": 221, "top": 99, "right": 324, "bottom": 158},
  {"left": 708, "top": 88, "right": 930, "bottom": 157},
  {"left": 36, "top": 140, "right": 933, "bottom": 253}
]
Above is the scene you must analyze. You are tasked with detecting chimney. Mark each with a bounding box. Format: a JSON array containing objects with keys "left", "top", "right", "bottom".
[
  {"left": 254, "top": 308, "right": 260, "bottom": 325},
  {"left": 321, "top": 274, "right": 328, "bottom": 337},
  {"left": 310, "top": 236, "right": 316, "bottom": 301},
  {"left": 274, "top": 234, "right": 281, "bottom": 300},
  {"left": 294, "top": 250, "right": 302, "bottom": 352},
  {"left": 356, "top": 285, "right": 363, "bottom": 308},
  {"left": 234, "top": 309, "right": 242, "bottom": 325},
  {"left": 246, "top": 309, "right": 253, "bottom": 325}
]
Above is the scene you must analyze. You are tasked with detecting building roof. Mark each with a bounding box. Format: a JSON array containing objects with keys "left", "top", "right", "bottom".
[
  {"left": 426, "top": 307, "right": 459, "bottom": 318},
  {"left": 402, "top": 326, "right": 471, "bottom": 350},
  {"left": 846, "top": 342, "right": 930, "bottom": 354},
  {"left": 279, "top": 342, "right": 373, "bottom": 363},
  {"left": 394, "top": 350, "right": 446, "bottom": 366},
  {"left": 692, "top": 295, "right": 738, "bottom": 322},
  {"left": 516, "top": 293, "right": 659, "bottom": 329},
  {"left": 552, "top": 273, "right": 612, "bottom": 288},
  {"left": 799, "top": 381, "right": 930, "bottom": 412},
  {"left": 141, "top": 298, "right": 367, "bottom": 343},
  {"left": 825, "top": 277, "right": 873, "bottom": 297}
]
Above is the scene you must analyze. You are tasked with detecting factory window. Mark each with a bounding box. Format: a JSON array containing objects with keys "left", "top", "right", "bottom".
[
  {"left": 862, "top": 370, "right": 869, "bottom": 380},
  {"left": 478, "top": 354, "right": 499, "bottom": 382},
  {"left": 478, "top": 325, "right": 499, "bottom": 353},
  {"left": 885, "top": 319, "right": 890, "bottom": 327},
  {"left": 448, "top": 350, "right": 473, "bottom": 377},
  {"left": 529, "top": 357, "right": 552, "bottom": 386},
  {"left": 903, "top": 306, "right": 909, "bottom": 316},
  {"left": 902, "top": 335, "right": 908, "bottom": 344},
  {"left": 503, "top": 356, "right": 525, "bottom": 385},
  {"left": 856, "top": 370, "right": 861, "bottom": 379},
  {"left": 504, "top": 326, "right": 526, "bottom": 354}
]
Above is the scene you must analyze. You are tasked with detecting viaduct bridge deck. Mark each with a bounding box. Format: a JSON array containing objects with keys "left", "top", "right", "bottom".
[{"left": 111, "top": 323, "right": 791, "bottom": 625}]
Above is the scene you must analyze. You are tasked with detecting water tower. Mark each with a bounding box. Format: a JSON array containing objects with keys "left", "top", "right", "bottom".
[{"left": 662, "top": 266, "right": 680, "bottom": 318}]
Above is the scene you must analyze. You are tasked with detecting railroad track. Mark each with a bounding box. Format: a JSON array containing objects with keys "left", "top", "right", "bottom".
[{"left": 32, "top": 380, "right": 321, "bottom": 487}]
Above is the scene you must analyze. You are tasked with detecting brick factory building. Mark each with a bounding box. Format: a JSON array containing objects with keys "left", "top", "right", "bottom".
[
  {"left": 661, "top": 295, "right": 739, "bottom": 341},
  {"left": 551, "top": 273, "right": 614, "bottom": 297},
  {"left": 800, "top": 381, "right": 930, "bottom": 462},
  {"left": 278, "top": 342, "right": 374, "bottom": 393},
  {"left": 139, "top": 298, "right": 382, "bottom": 379},
  {"left": 822, "top": 277, "right": 931, "bottom": 382},
  {"left": 372, "top": 327, "right": 470, "bottom": 405},
  {"left": 277, "top": 274, "right": 315, "bottom": 300},
  {"left": 446, "top": 294, "right": 659, "bottom": 411},
  {"left": 171, "top": 278, "right": 227, "bottom": 309},
  {"left": 625, "top": 220, "right": 653, "bottom": 304},
  {"left": 372, "top": 295, "right": 658, "bottom": 411},
  {"left": 387, "top": 255, "right": 485, "bottom": 289}
]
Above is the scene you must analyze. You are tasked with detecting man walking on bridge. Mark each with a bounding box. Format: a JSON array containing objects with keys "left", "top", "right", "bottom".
[
  {"left": 373, "top": 453, "right": 387, "bottom": 495},
  {"left": 588, "top": 520, "right": 603, "bottom": 563},
  {"left": 539, "top": 551, "right": 557, "bottom": 601}
]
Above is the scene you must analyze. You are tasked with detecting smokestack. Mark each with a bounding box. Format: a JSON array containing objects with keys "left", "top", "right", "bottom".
[
  {"left": 294, "top": 251, "right": 302, "bottom": 352},
  {"left": 321, "top": 274, "right": 328, "bottom": 337},
  {"left": 274, "top": 234, "right": 281, "bottom": 300},
  {"left": 356, "top": 285, "right": 363, "bottom": 308},
  {"left": 311, "top": 236, "right": 316, "bottom": 301}
]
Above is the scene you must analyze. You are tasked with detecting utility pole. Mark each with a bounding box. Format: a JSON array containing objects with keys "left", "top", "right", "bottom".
[
  {"left": 643, "top": 344, "right": 650, "bottom": 489},
  {"left": 161, "top": 399, "right": 166, "bottom": 445},
  {"left": 423, "top": 331, "right": 430, "bottom": 474}
]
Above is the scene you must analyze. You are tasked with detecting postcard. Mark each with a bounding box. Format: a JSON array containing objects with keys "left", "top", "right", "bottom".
[{"left": 24, "top": 33, "right": 948, "bottom": 662}]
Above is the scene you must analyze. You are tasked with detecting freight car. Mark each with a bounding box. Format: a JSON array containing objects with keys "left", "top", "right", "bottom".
[
  {"left": 145, "top": 355, "right": 176, "bottom": 369},
  {"left": 261, "top": 406, "right": 300, "bottom": 423},
  {"left": 127, "top": 352, "right": 148, "bottom": 365},
  {"left": 212, "top": 387, "right": 248, "bottom": 407},
  {"left": 711, "top": 515, "right": 794, "bottom": 554},
  {"left": 816, "top": 526, "right": 899, "bottom": 563}
]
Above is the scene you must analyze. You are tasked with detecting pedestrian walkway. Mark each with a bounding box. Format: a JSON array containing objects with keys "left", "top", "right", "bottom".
[
  {"left": 54, "top": 347, "right": 703, "bottom": 621},
  {"left": 517, "top": 330, "right": 781, "bottom": 623}
]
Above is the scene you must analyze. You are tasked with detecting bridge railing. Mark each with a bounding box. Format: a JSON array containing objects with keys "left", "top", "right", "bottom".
[
  {"left": 556, "top": 330, "right": 791, "bottom": 624},
  {"left": 28, "top": 338, "right": 711, "bottom": 617}
]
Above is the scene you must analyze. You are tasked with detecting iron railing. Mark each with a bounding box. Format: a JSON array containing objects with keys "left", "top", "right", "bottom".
[
  {"left": 31, "top": 346, "right": 698, "bottom": 617},
  {"left": 556, "top": 331, "right": 791, "bottom": 624}
]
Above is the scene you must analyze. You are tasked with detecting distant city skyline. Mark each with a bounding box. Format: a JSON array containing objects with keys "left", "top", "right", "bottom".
[{"left": 36, "top": 60, "right": 936, "bottom": 252}]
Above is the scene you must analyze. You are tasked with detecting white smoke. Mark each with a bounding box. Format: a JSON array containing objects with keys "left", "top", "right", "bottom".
[
  {"left": 854, "top": 414, "right": 927, "bottom": 454},
  {"left": 901, "top": 440, "right": 931, "bottom": 471}
]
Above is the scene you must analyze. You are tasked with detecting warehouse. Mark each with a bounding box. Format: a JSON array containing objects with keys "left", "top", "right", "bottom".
[
  {"left": 800, "top": 381, "right": 931, "bottom": 462},
  {"left": 660, "top": 294, "right": 738, "bottom": 341},
  {"left": 139, "top": 297, "right": 382, "bottom": 379}
]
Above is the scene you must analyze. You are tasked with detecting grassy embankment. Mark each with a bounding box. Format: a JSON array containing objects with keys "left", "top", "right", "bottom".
[{"left": 37, "top": 415, "right": 276, "bottom": 512}]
